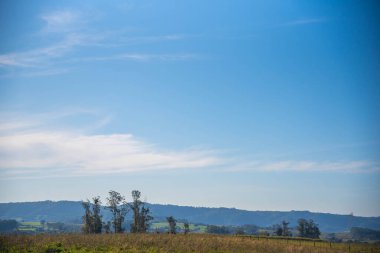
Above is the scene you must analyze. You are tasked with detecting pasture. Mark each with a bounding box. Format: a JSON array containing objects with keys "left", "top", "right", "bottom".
[
  {"left": 150, "top": 222, "right": 207, "bottom": 233},
  {"left": 1, "top": 233, "right": 379, "bottom": 253}
]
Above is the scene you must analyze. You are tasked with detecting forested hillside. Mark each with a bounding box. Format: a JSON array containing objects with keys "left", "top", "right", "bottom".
[{"left": 1, "top": 201, "right": 379, "bottom": 232}]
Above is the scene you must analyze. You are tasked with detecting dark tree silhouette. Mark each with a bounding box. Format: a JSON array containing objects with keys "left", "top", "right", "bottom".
[
  {"left": 129, "top": 190, "right": 153, "bottom": 233},
  {"left": 282, "top": 220, "right": 291, "bottom": 236},
  {"left": 91, "top": 196, "right": 103, "bottom": 233},
  {"left": 184, "top": 221, "right": 190, "bottom": 234},
  {"left": 275, "top": 225, "right": 283, "bottom": 236},
  {"left": 81, "top": 197, "right": 103, "bottom": 234},
  {"left": 166, "top": 216, "right": 177, "bottom": 234},
  {"left": 0, "top": 220, "right": 18, "bottom": 233},
  {"left": 81, "top": 200, "right": 93, "bottom": 234},
  {"left": 275, "top": 220, "right": 291, "bottom": 236},
  {"left": 103, "top": 221, "right": 111, "bottom": 234},
  {"left": 106, "top": 190, "right": 128, "bottom": 233},
  {"left": 297, "top": 219, "right": 320, "bottom": 238}
]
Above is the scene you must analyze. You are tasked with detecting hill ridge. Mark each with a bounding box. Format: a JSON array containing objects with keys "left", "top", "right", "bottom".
[{"left": 1, "top": 201, "right": 379, "bottom": 232}]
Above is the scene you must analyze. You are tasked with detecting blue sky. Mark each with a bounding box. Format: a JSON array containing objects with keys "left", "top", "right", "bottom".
[{"left": 0, "top": 0, "right": 379, "bottom": 217}]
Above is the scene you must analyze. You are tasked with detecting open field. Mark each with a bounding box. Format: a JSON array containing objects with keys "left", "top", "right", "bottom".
[
  {"left": 150, "top": 222, "right": 207, "bottom": 233},
  {"left": 17, "top": 221, "right": 43, "bottom": 232},
  {"left": 10, "top": 220, "right": 207, "bottom": 234},
  {"left": 1, "top": 234, "right": 379, "bottom": 253}
]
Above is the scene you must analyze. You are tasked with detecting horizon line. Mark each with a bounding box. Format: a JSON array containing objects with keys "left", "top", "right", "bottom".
[{"left": 1, "top": 199, "right": 377, "bottom": 218}]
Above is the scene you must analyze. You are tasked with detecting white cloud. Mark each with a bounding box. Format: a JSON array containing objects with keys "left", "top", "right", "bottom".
[
  {"left": 1, "top": 111, "right": 377, "bottom": 179},
  {"left": 0, "top": 112, "right": 221, "bottom": 178},
  {"left": 0, "top": 131, "right": 220, "bottom": 177}
]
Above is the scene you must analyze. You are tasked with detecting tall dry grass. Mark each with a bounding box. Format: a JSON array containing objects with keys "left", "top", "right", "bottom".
[{"left": 1, "top": 233, "right": 379, "bottom": 253}]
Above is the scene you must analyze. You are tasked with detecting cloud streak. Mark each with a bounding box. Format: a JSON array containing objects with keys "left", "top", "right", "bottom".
[
  {"left": 279, "top": 18, "right": 327, "bottom": 27},
  {"left": 0, "top": 111, "right": 378, "bottom": 179},
  {"left": 227, "top": 160, "right": 380, "bottom": 174},
  {"left": 75, "top": 53, "right": 200, "bottom": 63},
  {"left": 0, "top": 9, "right": 199, "bottom": 77},
  {"left": 0, "top": 33, "right": 98, "bottom": 68},
  {"left": 0, "top": 132, "right": 221, "bottom": 178},
  {"left": 0, "top": 111, "right": 222, "bottom": 179},
  {"left": 41, "top": 10, "right": 84, "bottom": 33}
]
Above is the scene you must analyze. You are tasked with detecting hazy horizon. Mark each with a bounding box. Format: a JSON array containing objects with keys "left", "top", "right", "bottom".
[
  {"left": 2, "top": 198, "right": 379, "bottom": 218},
  {"left": 1, "top": 1, "right": 379, "bottom": 217}
]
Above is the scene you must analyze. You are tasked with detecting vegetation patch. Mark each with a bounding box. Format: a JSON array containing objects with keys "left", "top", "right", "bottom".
[{"left": 1, "top": 234, "right": 380, "bottom": 253}]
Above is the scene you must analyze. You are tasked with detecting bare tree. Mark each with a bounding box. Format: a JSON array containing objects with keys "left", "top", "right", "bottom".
[
  {"left": 81, "top": 197, "right": 103, "bottom": 234},
  {"left": 106, "top": 190, "right": 128, "bottom": 233},
  {"left": 129, "top": 190, "right": 153, "bottom": 233},
  {"left": 92, "top": 196, "right": 103, "bottom": 233},
  {"left": 139, "top": 205, "right": 153, "bottom": 232},
  {"left": 130, "top": 190, "right": 142, "bottom": 233},
  {"left": 82, "top": 200, "right": 93, "bottom": 234}
]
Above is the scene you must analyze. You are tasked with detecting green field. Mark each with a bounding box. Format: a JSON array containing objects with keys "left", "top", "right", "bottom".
[
  {"left": 17, "top": 221, "right": 43, "bottom": 232},
  {"left": 14, "top": 221, "right": 206, "bottom": 234},
  {"left": 150, "top": 222, "right": 207, "bottom": 233},
  {"left": 1, "top": 234, "right": 379, "bottom": 253},
  {"left": 21, "top": 222, "right": 42, "bottom": 226},
  {"left": 15, "top": 221, "right": 81, "bottom": 233}
]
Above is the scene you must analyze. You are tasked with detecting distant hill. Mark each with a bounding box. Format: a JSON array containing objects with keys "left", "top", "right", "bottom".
[{"left": 1, "top": 201, "right": 379, "bottom": 233}]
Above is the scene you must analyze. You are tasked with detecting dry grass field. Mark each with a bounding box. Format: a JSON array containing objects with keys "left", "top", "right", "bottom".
[{"left": 1, "top": 234, "right": 380, "bottom": 253}]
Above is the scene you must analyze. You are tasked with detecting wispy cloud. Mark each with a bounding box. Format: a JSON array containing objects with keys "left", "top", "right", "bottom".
[
  {"left": 0, "top": 132, "right": 221, "bottom": 178},
  {"left": 226, "top": 160, "right": 380, "bottom": 174},
  {"left": 0, "top": 33, "right": 98, "bottom": 68},
  {"left": 1, "top": 111, "right": 377, "bottom": 179},
  {"left": 75, "top": 53, "right": 200, "bottom": 63},
  {"left": 0, "top": 38, "right": 196, "bottom": 71},
  {"left": 41, "top": 10, "right": 84, "bottom": 33},
  {"left": 0, "top": 111, "right": 222, "bottom": 179},
  {"left": 279, "top": 18, "right": 327, "bottom": 27},
  {"left": 117, "top": 34, "right": 189, "bottom": 45},
  {"left": 0, "top": 108, "right": 111, "bottom": 134},
  {"left": 0, "top": 9, "right": 199, "bottom": 77},
  {"left": 120, "top": 53, "right": 199, "bottom": 61}
]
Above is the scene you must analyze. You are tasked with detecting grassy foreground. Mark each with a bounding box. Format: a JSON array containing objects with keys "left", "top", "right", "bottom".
[{"left": 1, "top": 234, "right": 379, "bottom": 253}]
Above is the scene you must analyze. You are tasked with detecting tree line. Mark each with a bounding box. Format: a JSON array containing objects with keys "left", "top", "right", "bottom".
[
  {"left": 81, "top": 190, "right": 320, "bottom": 238},
  {"left": 273, "top": 219, "right": 320, "bottom": 238},
  {"left": 206, "top": 219, "right": 320, "bottom": 239},
  {"left": 82, "top": 190, "right": 154, "bottom": 234},
  {"left": 82, "top": 190, "right": 192, "bottom": 235},
  {"left": 82, "top": 190, "right": 191, "bottom": 235}
]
